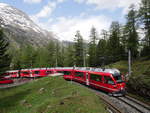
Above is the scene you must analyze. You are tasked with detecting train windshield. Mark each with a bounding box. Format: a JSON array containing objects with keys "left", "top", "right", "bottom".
[{"left": 113, "top": 73, "right": 124, "bottom": 83}]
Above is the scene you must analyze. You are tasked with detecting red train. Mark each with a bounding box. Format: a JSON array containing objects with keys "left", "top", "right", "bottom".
[
  {"left": 6, "top": 68, "right": 55, "bottom": 78},
  {"left": 3, "top": 67, "right": 126, "bottom": 96},
  {"left": 63, "top": 68, "right": 126, "bottom": 96},
  {"left": 0, "top": 76, "right": 14, "bottom": 84}
]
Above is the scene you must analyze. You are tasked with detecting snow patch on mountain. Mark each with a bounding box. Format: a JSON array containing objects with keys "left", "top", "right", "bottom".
[{"left": 0, "top": 3, "right": 56, "bottom": 47}]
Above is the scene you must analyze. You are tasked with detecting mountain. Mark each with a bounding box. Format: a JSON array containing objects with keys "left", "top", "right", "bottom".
[{"left": 0, "top": 3, "right": 56, "bottom": 47}]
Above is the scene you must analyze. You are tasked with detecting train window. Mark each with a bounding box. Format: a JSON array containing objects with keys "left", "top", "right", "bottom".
[
  {"left": 22, "top": 72, "right": 29, "bottom": 74},
  {"left": 57, "top": 71, "right": 64, "bottom": 73},
  {"left": 113, "top": 75, "right": 123, "bottom": 83},
  {"left": 63, "top": 71, "right": 71, "bottom": 75},
  {"left": 104, "top": 76, "right": 114, "bottom": 85},
  {"left": 75, "top": 72, "right": 84, "bottom": 78},
  {"left": 34, "top": 71, "right": 40, "bottom": 74},
  {"left": 90, "top": 74, "right": 102, "bottom": 82},
  {"left": 46, "top": 71, "right": 52, "bottom": 74}
]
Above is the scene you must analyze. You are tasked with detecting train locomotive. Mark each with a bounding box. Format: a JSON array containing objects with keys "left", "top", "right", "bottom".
[{"left": 63, "top": 67, "right": 126, "bottom": 96}]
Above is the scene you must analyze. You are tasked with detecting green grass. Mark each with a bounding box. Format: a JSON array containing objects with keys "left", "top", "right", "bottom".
[{"left": 0, "top": 77, "right": 108, "bottom": 113}]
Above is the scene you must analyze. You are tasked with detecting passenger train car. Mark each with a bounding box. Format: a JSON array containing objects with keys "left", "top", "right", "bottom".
[
  {"left": 4, "top": 67, "right": 126, "bottom": 96},
  {"left": 63, "top": 68, "right": 126, "bottom": 96}
]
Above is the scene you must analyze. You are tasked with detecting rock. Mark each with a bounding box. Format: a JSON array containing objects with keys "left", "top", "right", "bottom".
[
  {"left": 39, "top": 88, "right": 45, "bottom": 93},
  {"left": 20, "top": 99, "right": 27, "bottom": 105}
]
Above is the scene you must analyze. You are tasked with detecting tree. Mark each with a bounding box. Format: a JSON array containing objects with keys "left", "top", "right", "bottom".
[
  {"left": 96, "top": 39, "right": 107, "bottom": 66},
  {"left": 139, "top": 0, "right": 150, "bottom": 56},
  {"left": 19, "top": 45, "right": 36, "bottom": 68},
  {"left": 0, "top": 29, "right": 10, "bottom": 75},
  {"left": 107, "top": 21, "right": 124, "bottom": 62},
  {"left": 10, "top": 48, "right": 22, "bottom": 70},
  {"left": 56, "top": 42, "right": 65, "bottom": 67},
  {"left": 46, "top": 41, "right": 56, "bottom": 67},
  {"left": 74, "top": 30, "right": 84, "bottom": 66},
  {"left": 64, "top": 44, "right": 75, "bottom": 67},
  {"left": 33, "top": 47, "right": 50, "bottom": 68},
  {"left": 124, "top": 5, "right": 139, "bottom": 58},
  {"left": 88, "top": 27, "right": 98, "bottom": 67}
]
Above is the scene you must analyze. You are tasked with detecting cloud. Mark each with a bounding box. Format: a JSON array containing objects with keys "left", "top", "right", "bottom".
[
  {"left": 30, "top": 1, "right": 57, "bottom": 26},
  {"left": 48, "top": 15, "right": 112, "bottom": 41},
  {"left": 33, "top": 2, "right": 56, "bottom": 19},
  {"left": 30, "top": 0, "right": 66, "bottom": 27},
  {"left": 57, "top": 0, "right": 66, "bottom": 3},
  {"left": 24, "top": 0, "right": 43, "bottom": 4},
  {"left": 74, "top": 0, "right": 140, "bottom": 13}
]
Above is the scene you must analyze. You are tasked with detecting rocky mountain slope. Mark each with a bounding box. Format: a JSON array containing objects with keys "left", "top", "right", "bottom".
[{"left": 0, "top": 3, "right": 56, "bottom": 47}]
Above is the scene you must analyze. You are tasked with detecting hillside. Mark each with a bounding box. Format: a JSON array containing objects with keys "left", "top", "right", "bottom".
[
  {"left": 0, "top": 77, "right": 108, "bottom": 113},
  {"left": 107, "top": 58, "right": 150, "bottom": 98},
  {"left": 0, "top": 3, "right": 56, "bottom": 48}
]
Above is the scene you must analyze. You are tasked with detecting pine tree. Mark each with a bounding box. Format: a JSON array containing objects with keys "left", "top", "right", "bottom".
[
  {"left": 74, "top": 30, "right": 84, "bottom": 66},
  {"left": 88, "top": 27, "right": 98, "bottom": 67},
  {"left": 96, "top": 39, "right": 107, "bottom": 66},
  {"left": 11, "top": 48, "right": 22, "bottom": 69},
  {"left": 139, "top": 0, "right": 150, "bottom": 56},
  {"left": 64, "top": 44, "right": 75, "bottom": 67},
  {"left": 46, "top": 41, "right": 56, "bottom": 67},
  {"left": 0, "top": 29, "right": 10, "bottom": 75},
  {"left": 19, "top": 45, "right": 36, "bottom": 68},
  {"left": 58, "top": 45, "right": 65, "bottom": 67},
  {"left": 95, "top": 30, "right": 109, "bottom": 66},
  {"left": 34, "top": 47, "right": 49, "bottom": 68},
  {"left": 124, "top": 5, "right": 139, "bottom": 58},
  {"left": 107, "top": 21, "right": 124, "bottom": 62},
  {"left": 56, "top": 42, "right": 64, "bottom": 67}
]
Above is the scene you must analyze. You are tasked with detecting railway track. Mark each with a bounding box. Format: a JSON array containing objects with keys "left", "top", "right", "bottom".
[
  {"left": 70, "top": 81, "right": 150, "bottom": 113},
  {"left": 125, "top": 95, "right": 150, "bottom": 111},
  {"left": 97, "top": 93, "right": 123, "bottom": 113},
  {"left": 117, "top": 96, "right": 150, "bottom": 113}
]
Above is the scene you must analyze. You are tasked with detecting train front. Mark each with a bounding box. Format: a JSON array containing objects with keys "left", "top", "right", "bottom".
[{"left": 111, "top": 70, "right": 126, "bottom": 96}]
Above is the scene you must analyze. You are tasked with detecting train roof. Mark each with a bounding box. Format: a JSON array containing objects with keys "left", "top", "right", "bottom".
[
  {"left": 6, "top": 67, "right": 120, "bottom": 75},
  {"left": 74, "top": 67, "right": 120, "bottom": 74}
]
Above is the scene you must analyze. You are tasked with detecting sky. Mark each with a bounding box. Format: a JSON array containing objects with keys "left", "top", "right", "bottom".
[{"left": 0, "top": 0, "right": 141, "bottom": 41}]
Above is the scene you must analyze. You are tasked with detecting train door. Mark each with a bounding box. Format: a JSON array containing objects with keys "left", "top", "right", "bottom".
[
  {"left": 86, "top": 72, "right": 89, "bottom": 85},
  {"left": 89, "top": 73, "right": 103, "bottom": 90}
]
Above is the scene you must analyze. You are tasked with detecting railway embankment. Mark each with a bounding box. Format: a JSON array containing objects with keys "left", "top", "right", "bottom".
[
  {"left": 0, "top": 77, "right": 108, "bottom": 113},
  {"left": 108, "top": 58, "right": 150, "bottom": 103}
]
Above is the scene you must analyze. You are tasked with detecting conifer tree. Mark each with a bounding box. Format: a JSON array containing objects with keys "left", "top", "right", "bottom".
[
  {"left": 34, "top": 47, "right": 49, "bottom": 68},
  {"left": 124, "top": 5, "right": 139, "bottom": 58},
  {"left": 74, "top": 30, "right": 84, "bottom": 66},
  {"left": 46, "top": 41, "right": 56, "bottom": 67},
  {"left": 19, "top": 45, "right": 36, "bottom": 68},
  {"left": 64, "top": 44, "right": 75, "bottom": 67},
  {"left": 0, "top": 29, "right": 10, "bottom": 75},
  {"left": 96, "top": 30, "right": 108, "bottom": 66},
  {"left": 88, "top": 27, "right": 98, "bottom": 67},
  {"left": 106, "top": 21, "right": 124, "bottom": 62},
  {"left": 139, "top": 0, "right": 150, "bottom": 56},
  {"left": 11, "top": 48, "right": 22, "bottom": 69}
]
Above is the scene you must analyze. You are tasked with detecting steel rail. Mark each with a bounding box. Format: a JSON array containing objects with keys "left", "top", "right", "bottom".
[
  {"left": 96, "top": 93, "right": 123, "bottom": 113},
  {"left": 125, "top": 95, "right": 150, "bottom": 111},
  {"left": 117, "top": 97, "right": 149, "bottom": 113}
]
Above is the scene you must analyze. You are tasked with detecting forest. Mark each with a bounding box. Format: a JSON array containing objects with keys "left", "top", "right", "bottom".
[{"left": 0, "top": 0, "right": 149, "bottom": 74}]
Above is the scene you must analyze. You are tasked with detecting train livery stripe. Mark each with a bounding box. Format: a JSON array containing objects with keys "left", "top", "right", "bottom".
[
  {"left": 72, "top": 77, "right": 119, "bottom": 92},
  {"left": 89, "top": 82, "right": 119, "bottom": 91}
]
